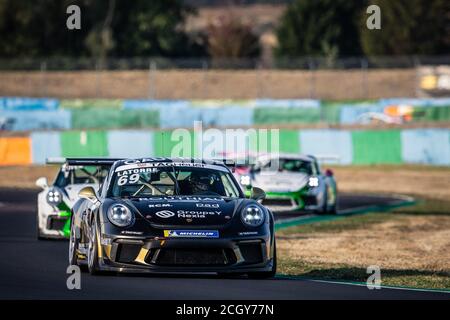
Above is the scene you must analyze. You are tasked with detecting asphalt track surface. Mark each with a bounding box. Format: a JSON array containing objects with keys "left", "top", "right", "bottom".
[{"left": 0, "top": 188, "right": 448, "bottom": 300}]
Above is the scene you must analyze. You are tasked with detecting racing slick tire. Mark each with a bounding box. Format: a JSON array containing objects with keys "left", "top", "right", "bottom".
[
  {"left": 326, "top": 189, "right": 338, "bottom": 214},
  {"left": 87, "top": 220, "right": 101, "bottom": 275},
  {"left": 326, "top": 202, "right": 337, "bottom": 214},
  {"left": 68, "top": 219, "right": 79, "bottom": 266},
  {"left": 318, "top": 191, "right": 329, "bottom": 215},
  {"left": 248, "top": 240, "right": 277, "bottom": 279},
  {"left": 319, "top": 190, "right": 337, "bottom": 215}
]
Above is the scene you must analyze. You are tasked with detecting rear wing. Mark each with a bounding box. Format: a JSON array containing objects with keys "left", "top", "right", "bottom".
[
  {"left": 46, "top": 157, "right": 123, "bottom": 166},
  {"left": 65, "top": 158, "right": 123, "bottom": 166},
  {"left": 311, "top": 154, "right": 341, "bottom": 164},
  {"left": 45, "top": 157, "right": 66, "bottom": 165},
  {"left": 212, "top": 158, "right": 237, "bottom": 172}
]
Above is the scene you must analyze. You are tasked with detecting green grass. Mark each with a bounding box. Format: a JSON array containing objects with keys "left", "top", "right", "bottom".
[
  {"left": 278, "top": 259, "right": 450, "bottom": 291},
  {"left": 392, "top": 198, "right": 450, "bottom": 216},
  {"left": 276, "top": 199, "right": 450, "bottom": 290},
  {"left": 277, "top": 212, "right": 394, "bottom": 235},
  {"left": 277, "top": 199, "right": 450, "bottom": 236}
]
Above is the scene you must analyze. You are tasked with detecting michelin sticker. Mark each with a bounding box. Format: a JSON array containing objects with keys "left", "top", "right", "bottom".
[{"left": 163, "top": 230, "right": 219, "bottom": 238}]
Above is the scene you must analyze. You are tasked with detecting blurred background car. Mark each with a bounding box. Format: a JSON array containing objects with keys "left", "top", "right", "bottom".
[
  {"left": 36, "top": 159, "right": 110, "bottom": 239},
  {"left": 239, "top": 154, "right": 337, "bottom": 213}
]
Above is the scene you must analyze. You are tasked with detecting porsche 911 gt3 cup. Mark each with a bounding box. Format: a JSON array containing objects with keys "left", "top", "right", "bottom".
[
  {"left": 239, "top": 154, "right": 338, "bottom": 213},
  {"left": 36, "top": 158, "right": 114, "bottom": 240},
  {"left": 69, "top": 157, "right": 276, "bottom": 278}
]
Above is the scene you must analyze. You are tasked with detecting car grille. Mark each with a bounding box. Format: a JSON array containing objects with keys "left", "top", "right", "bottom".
[
  {"left": 148, "top": 248, "right": 236, "bottom": 266},
  {"left": 47, "top": 215, "right": 68, "bottom": 231},
  {"left": 115, "top": 243, "right": 142, "bottom": 264},
  {"left": 238, "top": 241, "right": 263, "bottom": 264},
  {"left": 262, "top": 198, "right": 296, "bottom": 211},
  {"left": 303, "top": 195, "right": 318, "bottom": 206}
]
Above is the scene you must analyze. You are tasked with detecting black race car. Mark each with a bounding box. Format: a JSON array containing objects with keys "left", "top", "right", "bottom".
[{"left": 69, "top": 157, "right": 276, "bottom": 278}]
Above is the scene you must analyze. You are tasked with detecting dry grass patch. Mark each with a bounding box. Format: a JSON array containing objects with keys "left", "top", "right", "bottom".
[
  {"left": 0, "top": 165, "right": 58, "bottom": 189},
  {"left": 329, "top": 165, "right": 450, "bottom": 201},
  {"left": 277, "top": 211, "right": 450, "bottom": 289}
]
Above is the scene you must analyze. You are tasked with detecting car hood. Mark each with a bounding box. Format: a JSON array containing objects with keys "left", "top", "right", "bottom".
[
  {"left": 252, "top": 172, "right": 309, "bottom": 193},
  {"left": 126, "top": 196, "right": 241, "bottom": 227}
]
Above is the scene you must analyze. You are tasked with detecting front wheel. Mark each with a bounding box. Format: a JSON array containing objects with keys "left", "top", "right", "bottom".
[
  {"left": 68, "top": 219, "right": 79, "bottom": 266},
  {"left": 87, "top": 222, "right": 101, "bottom": 275}
]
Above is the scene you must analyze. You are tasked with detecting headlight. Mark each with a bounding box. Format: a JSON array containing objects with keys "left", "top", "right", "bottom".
[
  {"left": 240, "top": 175, "right": 251, "bottom": 186},
  {"left": 241, "top": 205, "right": 265, "bottom": 227},
  {"left": 308, "top": 177, "right": 319, "bottom": 188},
  {"left": 46, "top": 188, "right": 62, "bottom": 205},
  {"left": 107, "top": 204, "right": 134, "bottom": 227}
]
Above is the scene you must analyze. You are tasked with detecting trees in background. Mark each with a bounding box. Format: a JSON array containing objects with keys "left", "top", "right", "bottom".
[
  {"left": 275, "top": 0, "right": 366, "bottom": 58},
  {"left": 0, "top": 0, "right": 90, "bottom": 57},
  {"left": 0, "top": 0, "right": 204, "bottom": 58},
  {"left": 206, "top": 15, "right": 260, "bottom": 59},
  {"left": 276, "top": 0, "right": 449, "bottom": 58},
  {"left": 360, "top": 0, "right": 450, "bottom": 55},
  {"left": 0, "top": 0, "right": 448, "bottom": 59}
]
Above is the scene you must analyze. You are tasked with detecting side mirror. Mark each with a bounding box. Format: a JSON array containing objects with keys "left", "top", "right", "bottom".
[
  {"left": 250, "top": 187, "right": 266, "bottom": 201},
  {"left": 78, "top": 186, "right": 98, "bottom": 203},
  {"left": 35, "top": 177, "right": 48, "bottom": 189},
  {"left": 325, "top": 169, "right": 334, "bottom": 177}
]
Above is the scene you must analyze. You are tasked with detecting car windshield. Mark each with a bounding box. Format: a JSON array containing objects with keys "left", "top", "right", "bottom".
[
  {"left": 54, "top": 165, "right": 109, "bottom": 187},
  {"left": 109, "top": 166, "right": 241, "bottom": 198},
  {"left": 257, "top": 158, "right": 314, "bottom": 175}
]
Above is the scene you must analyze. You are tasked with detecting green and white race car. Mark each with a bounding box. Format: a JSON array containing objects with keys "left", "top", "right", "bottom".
[
  {"left": 35, "top": 158, "right": 112, "bottom": 240},
  {"left": 239, "top": 154, "right": 338, "bottom": 213}
]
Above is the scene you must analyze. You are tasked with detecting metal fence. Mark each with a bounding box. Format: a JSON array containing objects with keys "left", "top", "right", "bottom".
[
  {"left": 1, "top": 55, "right": 449, "bottom": 71},
  {"left": 0, "top": 56, "right": 449, "bottom": 99}
]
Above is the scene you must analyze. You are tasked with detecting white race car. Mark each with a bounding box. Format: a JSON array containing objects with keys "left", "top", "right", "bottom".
[
  {"left": 239, "top": 154, "right": 338, "bottom": 213},
  {"left": 36, "top": 158, "right": 113, "bottom": 240}
]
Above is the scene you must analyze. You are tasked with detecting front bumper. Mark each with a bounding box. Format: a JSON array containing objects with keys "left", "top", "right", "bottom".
[
  {"left": 261, "top": 190, "right": 323, "bottom": 212},
  {"left": 94, "top": 234, "right": 274, "bottom": 274},
  {"left": 38, "top": 209, "right": 71, "bottom": 239}
]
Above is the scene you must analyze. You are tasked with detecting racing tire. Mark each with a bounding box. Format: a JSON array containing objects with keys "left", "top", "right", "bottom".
[
  {"left": 326, "top": 203, "right": 337, "bottom": 215},
  {"left": 68, "top": 219, "right": 79, "bottom": 266},
  {"left": 326, "top": 191, "right": 338, "bottom": 215},
  {"left": 318, "top": 191, "right": 328, "bottom": 215},
  {"left": 320, "top": 190, "right": 337, "bottom": 215},
  {"left": 248, "top": 240, "right": 277, "bottom": 279},
  {"left": 87, "top": 221, "right": 101, "bottom": 275}
]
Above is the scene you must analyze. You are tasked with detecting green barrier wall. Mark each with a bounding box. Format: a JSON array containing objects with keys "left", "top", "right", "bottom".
[
  {"left": 71, "top": 109, "right": 159, "bottom": 129},
  {"left": 154, "top": 130, "right": 197, "bottom": 157},
  {"left": 253, "top": 107, "right": 321, "bottom": 124},
  {"left": 60, "top": 131, "right": 108, "bottom": 157},
  {"left": 279, "top": 130, "right": 301, "bottom": 153},
  {"left": 352, "top": 130, "right": 402, "bottom": 164},
  {"left": 413, "top": 106, "right": 450, "bottom": 122},
  {"left": 25, "top": 128, "right": 450, "bottom": 166}
]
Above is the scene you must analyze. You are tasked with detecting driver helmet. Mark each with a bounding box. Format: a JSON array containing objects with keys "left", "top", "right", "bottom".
[{"left": 189, "top": 172, "right": 212, "bottom": 193}]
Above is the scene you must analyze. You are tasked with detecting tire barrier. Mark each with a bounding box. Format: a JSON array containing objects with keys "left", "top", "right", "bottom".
[
  {"left": 1, "top": 97, "right": 450, "bottom": 131},
  {"left": 1, "top": 128, "right": 449, "bottom": 166}
]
